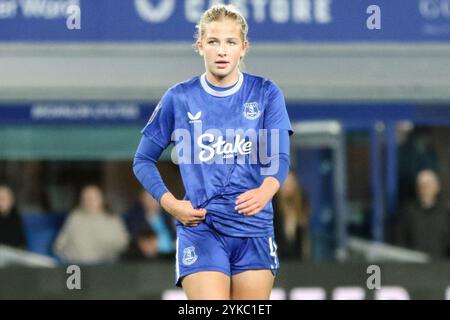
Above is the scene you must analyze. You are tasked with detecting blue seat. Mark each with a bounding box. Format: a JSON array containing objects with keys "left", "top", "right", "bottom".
[{"left": 21, "top": 213, "right": 67, "bottom": 258}]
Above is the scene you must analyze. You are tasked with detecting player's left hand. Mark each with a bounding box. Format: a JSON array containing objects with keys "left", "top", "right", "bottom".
[{"left": 235, "top": 187, "right": 272, "bottom": 216}]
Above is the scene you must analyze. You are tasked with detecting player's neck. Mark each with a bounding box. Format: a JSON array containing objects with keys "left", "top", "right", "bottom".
[{"left": 206, "top": 71, "right": 240, "bottom": 88}]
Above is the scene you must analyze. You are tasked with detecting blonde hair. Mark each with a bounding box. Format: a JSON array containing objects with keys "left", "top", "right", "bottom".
[{"left": 194, "top": 4, "right": 248, "bottom": 44}]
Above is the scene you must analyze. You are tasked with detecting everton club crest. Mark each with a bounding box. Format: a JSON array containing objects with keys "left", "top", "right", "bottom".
[
  {"left": 243, "top": 102, "right": 261, "bottom": 120},
  {"left": 182, "top": 246, "right": 198, "bottom": 266}
]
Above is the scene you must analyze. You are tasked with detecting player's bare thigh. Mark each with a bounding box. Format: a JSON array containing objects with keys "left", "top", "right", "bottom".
[
  {"left": 230, "top": 270, "right": 274, "bottom": 300},
  {"left": 181, "top": 271, "right": 231, "bottom": 300}
]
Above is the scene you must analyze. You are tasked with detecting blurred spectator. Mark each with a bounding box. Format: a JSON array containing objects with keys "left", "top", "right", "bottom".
[
  {"left": 121, "top": 227, "right": 172, "bottom": 261},
  {"left": 273, "top": 171, "right": 311, "bottom": 260},
  {"left": 54, "top": 185, "right": 129, "bottom": 264},
  {"left": 0, "top": 185, "right": 27, "bottom": 249},
  {"left": 398, "top": 127, "right": 439, "bottom": 206},
  {"left": 123, "top": 190, "right": 175, "bottom": 255},
  {"left": 397, "top": 169, "right": 450, "bottom": 259}
]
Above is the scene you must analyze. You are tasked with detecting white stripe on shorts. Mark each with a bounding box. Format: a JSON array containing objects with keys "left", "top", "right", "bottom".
[{"left": 175, "top": 237, "right": 180, "bottom": 280}]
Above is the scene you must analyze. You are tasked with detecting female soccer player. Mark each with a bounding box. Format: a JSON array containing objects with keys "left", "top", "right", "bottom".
[{"left": 133, "top": 4, "right": 292, "bottom": 300}]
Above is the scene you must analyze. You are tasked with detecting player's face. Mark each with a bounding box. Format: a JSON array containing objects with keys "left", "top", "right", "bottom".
[{"left": 197, "top": 18, "right": 248, "bottom": 86}]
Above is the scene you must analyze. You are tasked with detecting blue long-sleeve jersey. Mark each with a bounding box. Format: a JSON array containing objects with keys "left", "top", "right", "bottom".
[{"left": 134, "top": 72, "right": 293, "bottom": 237}]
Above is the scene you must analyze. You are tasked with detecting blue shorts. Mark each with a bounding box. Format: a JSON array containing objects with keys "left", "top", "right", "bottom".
[{"left": 175, "top": 219, "right": 279, "bottom": 287}]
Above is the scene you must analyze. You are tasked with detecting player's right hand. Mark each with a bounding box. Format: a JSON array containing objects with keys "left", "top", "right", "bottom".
[
  {"left": 160, "top": 192, "right": 207, "bottom": 226},
  {"left": 172, "top": 200, "right": 207, "bottom": 227}
]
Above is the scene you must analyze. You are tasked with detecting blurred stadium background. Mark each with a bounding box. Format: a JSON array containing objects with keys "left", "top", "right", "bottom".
[{"left": 0, "top": 0, "right": 449, "bottom": 299}]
